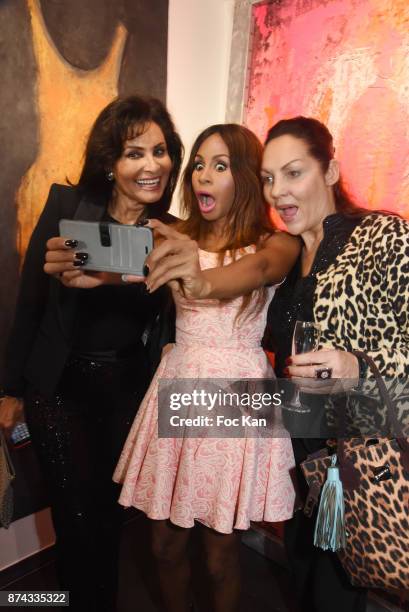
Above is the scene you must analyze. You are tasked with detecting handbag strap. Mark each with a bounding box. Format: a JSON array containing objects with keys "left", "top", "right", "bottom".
[
  {"left": 352, "top": 351, "right": 408, "bottom": 441},
  {"left": 338, "top": 351, "right": 409, "bottom": 467},
  {"left": 0, "top": 430, "right": 15, "bottom": 480}
]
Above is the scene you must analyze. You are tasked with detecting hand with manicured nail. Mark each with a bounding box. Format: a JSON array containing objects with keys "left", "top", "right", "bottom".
[
  {"left": 64, "top": 239, "right": 78, "bottom": 248},
  {"left": 43, "top": 237, "right": 131, "bottom": 288},
  {"left": 287, "top": 349, "right": 359, "bottom": 382}
]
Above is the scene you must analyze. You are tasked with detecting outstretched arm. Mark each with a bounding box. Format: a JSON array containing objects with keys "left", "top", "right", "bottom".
[{"left": 137, "top": 220, "right": 301, "bottom": 299}]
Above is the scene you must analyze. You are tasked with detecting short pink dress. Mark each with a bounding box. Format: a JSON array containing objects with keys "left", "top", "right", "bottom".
[{"left": 114, "top": 248, "right": 296, "bottom": 534}]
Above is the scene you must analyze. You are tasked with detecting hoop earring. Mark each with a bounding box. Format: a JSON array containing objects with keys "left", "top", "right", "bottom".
[{"left": 106, "top": 171, "right": 114, "bottom": 181}]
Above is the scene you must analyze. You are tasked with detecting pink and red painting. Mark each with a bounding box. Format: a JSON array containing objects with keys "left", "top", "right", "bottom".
[{"left": 245, "top": 0, "right": 409, "bottom": 217}]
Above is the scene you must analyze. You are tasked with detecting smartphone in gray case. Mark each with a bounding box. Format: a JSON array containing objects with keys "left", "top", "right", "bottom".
[{"left": 59, "top": 219, "right": 153, "bottom": 275}]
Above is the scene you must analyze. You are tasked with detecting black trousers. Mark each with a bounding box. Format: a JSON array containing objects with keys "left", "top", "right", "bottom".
[
  {"left": 25, "top": 354, "right": 150, "bottom": 612},
  {"left": 284, "top": 439, "right": 367, "bottom": 612}
]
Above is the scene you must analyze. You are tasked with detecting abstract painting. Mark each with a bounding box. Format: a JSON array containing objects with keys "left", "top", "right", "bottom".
[{"left": 245, "top": 0, "right": 409, "bottom": 217}]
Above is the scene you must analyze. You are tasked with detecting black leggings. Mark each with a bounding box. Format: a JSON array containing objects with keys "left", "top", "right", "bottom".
[{"left": 25, "top": 355, "right": 149, "bottom": 612}]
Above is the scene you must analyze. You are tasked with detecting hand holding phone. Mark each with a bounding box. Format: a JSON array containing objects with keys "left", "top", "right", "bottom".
[{"left": 59, "top": 219, "right": 153, "bottom": 276}]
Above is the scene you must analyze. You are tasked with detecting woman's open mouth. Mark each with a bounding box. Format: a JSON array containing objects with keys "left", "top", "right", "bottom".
[
  {"left": 277, "top": 204, "right": 298, "bottom": 222},
  {"left": 197, "top": 192, "right": 216, "bottom": 213},
  {"left": 135, "top": 177, "right": 161, "bottom": 190}
]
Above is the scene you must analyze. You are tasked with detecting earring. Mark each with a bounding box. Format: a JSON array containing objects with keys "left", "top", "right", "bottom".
[{"left": 106, "top": 170, "right": 114, "bottom": 181}]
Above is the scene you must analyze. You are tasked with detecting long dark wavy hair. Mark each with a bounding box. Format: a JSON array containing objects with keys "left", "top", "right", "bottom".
[
  {"left": 178, "top": 123, "right": 275, "bottom": 320},
  {"left": 74, "top": 95, "right": 183, "bottom": 216},
  {"left": 179, "top": 123, "right": 275, "bottom": 253},
  {"left": 265, "top": 116, "right": 371, "bottom": 217}
]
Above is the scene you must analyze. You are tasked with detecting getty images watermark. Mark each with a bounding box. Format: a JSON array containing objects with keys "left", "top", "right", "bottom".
[
  {"left": 158, "top": 379, "right": 286, "bottom": 438},
  {"left": 158, "top": 377, "right": 409, "bottom": 439}
]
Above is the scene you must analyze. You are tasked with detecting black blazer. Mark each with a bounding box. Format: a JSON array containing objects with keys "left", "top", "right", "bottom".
[{"left": 3, "top": 184, "right": 176, "bottom": 398}]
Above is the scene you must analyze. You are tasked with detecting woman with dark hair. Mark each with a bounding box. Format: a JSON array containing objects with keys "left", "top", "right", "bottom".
[
  {"left": 0, "top": 95, "right": 183, "bottom": 612},
  {"left": 136, "top": 116, "right": 409, "bottom": 611},
  {"left": 114, "top": 124, "right": 300, "bottom": 612},
  {"left": 260, "top": 116, "right": 377, "bottom": 612}
]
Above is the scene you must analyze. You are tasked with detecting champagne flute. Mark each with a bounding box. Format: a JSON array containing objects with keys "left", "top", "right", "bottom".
[{"left": 285, "top": 320, "right": 321, "bottom": 413}]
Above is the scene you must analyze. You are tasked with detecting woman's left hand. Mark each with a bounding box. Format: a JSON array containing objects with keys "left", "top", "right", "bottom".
[
  {"left": 287, "top": 349, "right": 359, "bottom": 379},
  {"left": 286, "top": 349, "right": 360, "bottom": 394}
]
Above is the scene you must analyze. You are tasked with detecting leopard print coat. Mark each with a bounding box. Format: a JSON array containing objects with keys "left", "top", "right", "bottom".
[
  {"left": 307, "top": 216, "right": 409, "bottom": 590},
  {"left": 314, "top": 213, "right": 409, "bottom": 378}
]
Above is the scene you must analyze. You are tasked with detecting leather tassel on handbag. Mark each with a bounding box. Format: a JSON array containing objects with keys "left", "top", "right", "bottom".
[
  {"left": 313, "top": 454, "right": 346, "bottom": 552},
  {"left": 301, "top": 351, "right": 409, "bottom": 591}
]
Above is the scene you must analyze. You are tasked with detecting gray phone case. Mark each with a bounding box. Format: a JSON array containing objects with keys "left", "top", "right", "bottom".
[{"left": 59, "top": 219, "right": 153, "bottom": 275}]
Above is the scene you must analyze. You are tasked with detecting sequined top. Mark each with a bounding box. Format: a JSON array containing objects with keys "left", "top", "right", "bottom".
[{"left": 264, "top": 213, "right": 361, "bottom": 377}]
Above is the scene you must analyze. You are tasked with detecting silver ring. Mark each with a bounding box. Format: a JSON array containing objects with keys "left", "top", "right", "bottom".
[
  {"left": 315, "top": 367, "right": 333, "bottom": 380},
  {"left": 121, "top": 274, "right": 129, "bottom": 283}
]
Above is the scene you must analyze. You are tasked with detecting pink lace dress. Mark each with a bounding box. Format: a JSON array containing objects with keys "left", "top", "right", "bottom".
[{"left": 114, "top": 248, "right": 296, "bottom": 533}]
